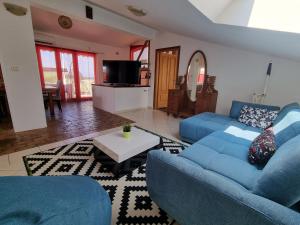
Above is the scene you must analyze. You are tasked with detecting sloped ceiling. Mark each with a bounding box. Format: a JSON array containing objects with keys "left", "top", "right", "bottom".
[
  {"left": 86, "top": 0, "right": 300, "bottom": 61},
  {"left": 188, "top": 0, "right": 234, "bottom": 19},
  {"left": 199, "top": 0, "right": 300, "bottom": 35},
  {"left": 31, "top": 6, "right": 145, "bottom": 47}
]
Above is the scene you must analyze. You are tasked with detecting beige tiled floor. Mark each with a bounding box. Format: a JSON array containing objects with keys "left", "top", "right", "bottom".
[
  {"left": 118, "top": 108, "right": 182, "bottom": 141},
  {"left": 0, "top": 108, "right": 182, "bottom": 176}
]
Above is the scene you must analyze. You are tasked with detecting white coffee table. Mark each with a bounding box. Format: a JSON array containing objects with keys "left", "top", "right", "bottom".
[{"left": 93, "top": 127, "right": 162, "bottom": 177}]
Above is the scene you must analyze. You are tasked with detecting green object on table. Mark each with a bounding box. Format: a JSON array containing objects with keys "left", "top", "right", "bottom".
[
  {"left": 123, "top": 123, "right": 132, "bottom": 139},
  {"left": 123, "top": 131, "right": 131, "bottom": 139}
]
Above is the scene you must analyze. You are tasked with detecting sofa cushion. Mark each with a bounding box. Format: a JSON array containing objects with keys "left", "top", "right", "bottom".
[
  {"left": 238, "top": 105, "right": 267, "bottom": 128},
  {"left": 224, "top": 120, "right": 261, "bottom": 141},
  {"left": 253, "top": 134, "right": 300, "bottom": 207},
  {"left": 179, "top": 112, "right": 234, "bottom": 143},
  {"left": 259, "top": 110, "right": 279, "bottom": 129},
  {"left": 179, "top": 132, "right": 261, "bottom": 189},
  {"left": 274, "top": 102, "right": 300, "bottom": 124},
  {"left": 229, "top": 100, "right": 280, "bottom": 119},
  {"left": 273, "top": 102, "right": 299, "bottom": 128},
  {"left": 248, "top": 129, "right": 276, "bottom": 165},
  {"left": 196, "top": 131, "right": 252, "bottom": 161},
  {"left": 272, "top": 103, "right": 300, "bottom": 148}
]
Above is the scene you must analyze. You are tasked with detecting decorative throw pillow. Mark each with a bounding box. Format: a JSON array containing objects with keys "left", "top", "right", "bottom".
[
  {"left": 238, "top": 105, "right": 267, "bottom": 128},
  {"left": 258, "top": 110, "right": 279, "bottom": 129},
  {"left": 248, "top": 129, "right": 276, "bottom": 165}
]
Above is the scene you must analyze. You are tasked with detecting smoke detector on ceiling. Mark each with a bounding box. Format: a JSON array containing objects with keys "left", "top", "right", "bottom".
[{"left": 127, "top": 5, "right": 147, "bottom": 17}]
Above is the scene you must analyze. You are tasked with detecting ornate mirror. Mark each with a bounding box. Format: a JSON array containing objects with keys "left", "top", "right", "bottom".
[{"left": 186, "top": 50, "right": 207, "bottom": 102}]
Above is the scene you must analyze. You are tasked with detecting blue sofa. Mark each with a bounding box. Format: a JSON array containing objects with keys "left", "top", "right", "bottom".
[
  {"left": 146, "top": 101, "right": 300, "bottom": 225},
  {"left": 0, "top": 176, "right": 111, "bottom": 225}
]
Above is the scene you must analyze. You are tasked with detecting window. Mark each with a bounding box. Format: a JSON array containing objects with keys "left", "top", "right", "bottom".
[
  {"left": 60, "top": 51, "right": 76, "bottom": 100},
  {"left": 130, "top": 43, "right": 151, "bottom": 86},
  {"left": 39, "top": 48, "right": 58, "bottom": 86},
  {"left": 130, "top": 45, "right": 149, "bottom": 69},
  {"left": 77, "top": 54, "right": 95, "bottom": 98},
  {"left": 36, "top": 45, "right": 96, "bottom": 100}
]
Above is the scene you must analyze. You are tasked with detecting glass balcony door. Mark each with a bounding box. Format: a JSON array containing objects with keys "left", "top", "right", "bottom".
[
  {"left": 36, "top": 45, "right": 96, "bottom": 101},
  {"left": 77, "top": 54, "right": 95, "bottom": 98},
  {"left": 38, "top": 47, "right": 58, "bottom": 87},
  {"left": 60, "top": 51, "right": 77, "bottom": 101}
]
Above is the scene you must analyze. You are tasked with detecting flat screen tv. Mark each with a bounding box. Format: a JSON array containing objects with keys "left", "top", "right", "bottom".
[{"left": 103, "top": 60, "right": 141, "bottom": 85}]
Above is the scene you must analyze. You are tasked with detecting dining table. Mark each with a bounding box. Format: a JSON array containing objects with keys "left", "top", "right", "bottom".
[{"left": 43, "top": 85, "right": 59, "bottom": 116}]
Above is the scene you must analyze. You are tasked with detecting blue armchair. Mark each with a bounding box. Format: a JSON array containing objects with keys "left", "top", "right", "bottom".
[{"left": 0, "top": 176, "right": 111, "bottom": 225}]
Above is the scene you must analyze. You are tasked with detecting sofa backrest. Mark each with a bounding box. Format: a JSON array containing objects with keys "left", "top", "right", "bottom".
[
  {"left": 253, "top": 134, "right": 300, "bottom": 207},
  {"left": 229, "top": 101, "right": 280, "bottom": 119},
  {"left": 273, "top": 102, "right": 300, "bottom": 126},
  {"left": 273, "top": 102, "right": 300, "bottom": 148}
]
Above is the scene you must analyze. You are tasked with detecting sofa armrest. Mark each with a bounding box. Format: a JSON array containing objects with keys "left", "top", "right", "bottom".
[
  {"left": 146, "top": 150, "right": 300, "bottom": 225},
  {"left": 229, "top": 100, "right": 280, "bottom": 119}
]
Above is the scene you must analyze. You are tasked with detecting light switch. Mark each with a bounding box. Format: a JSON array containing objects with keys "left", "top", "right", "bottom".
[{"left": 11, "top": 66, "right": 19, "bottom": 72}]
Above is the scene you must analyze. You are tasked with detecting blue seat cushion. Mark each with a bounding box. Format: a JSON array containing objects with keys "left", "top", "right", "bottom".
[
  {"left": 273, "top": 103, "right": 300, "bottom": 148},
  {"left": 0, "top": 176, "right": 111, "bottom": 225},
  {"left": 179, "top": 112, "right": 235, "bottom": 143},
  {"left": 198, "top": 131, "right": 253, "bottom": 161},
  {"left": 253, "top": 134, "right": 300, "bottom": 207},
  {"left": 179, "top": 132, "right": 261, "bottom": 189}
]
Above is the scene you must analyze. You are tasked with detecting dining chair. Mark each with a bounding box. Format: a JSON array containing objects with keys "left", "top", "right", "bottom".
[
  {"left": 53, "top": 80, "right": 63, "bottom": 112},
  {"left": 43, "top": 80, "right": 63, "bottom": 112}
]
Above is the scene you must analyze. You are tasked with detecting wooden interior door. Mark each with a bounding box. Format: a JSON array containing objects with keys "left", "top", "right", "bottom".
[{"left": 156, "top": 52, "right": 178, "bottom": 109}]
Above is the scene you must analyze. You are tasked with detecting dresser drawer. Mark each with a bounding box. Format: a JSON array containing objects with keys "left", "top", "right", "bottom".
[{"left": 169, "top": 91, "right": 181, "bottom": 97}]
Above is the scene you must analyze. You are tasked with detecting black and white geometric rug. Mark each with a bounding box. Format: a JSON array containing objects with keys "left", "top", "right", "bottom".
[{"left": 23, "top": 128, "right": 187, "bottom": 225}]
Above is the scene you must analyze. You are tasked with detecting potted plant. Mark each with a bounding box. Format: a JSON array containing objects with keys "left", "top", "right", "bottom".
[{"left": 123, "top": 123, "right": 132, "bottom": 139}]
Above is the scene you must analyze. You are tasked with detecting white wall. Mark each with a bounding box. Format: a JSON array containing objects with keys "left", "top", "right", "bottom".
[
  {"left": 0, "top": 0, "right": 47, "bottom": 132},
  {"left": 34, "top": 31, "right": 130, "bottom": 83},
  {"left": 150, "top": 31, "right": 300, "bottom": 114}
]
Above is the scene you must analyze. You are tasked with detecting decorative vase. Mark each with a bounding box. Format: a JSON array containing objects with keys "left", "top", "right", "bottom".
[
  {"left": 123, "top": 131, "right": 131, "bottom": 139},
  {"left": 206, "top": 76, "right": 216, "bottom": 93}
]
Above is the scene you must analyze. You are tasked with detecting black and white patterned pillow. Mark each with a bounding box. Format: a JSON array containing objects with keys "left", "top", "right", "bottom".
[
  {"left": 258, "top": 110, "right": 279, "bottom": 129},
  {"left": 238, "top": 105, "right": 267, "bottom": 128}
]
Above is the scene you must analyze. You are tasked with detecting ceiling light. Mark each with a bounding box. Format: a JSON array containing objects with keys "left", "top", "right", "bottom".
[
  {"left": 127, "top": 5, "right": 147, "bottom": 17},
  {"left": 3, "top": 2, "right": 27, "bottom": 16}
]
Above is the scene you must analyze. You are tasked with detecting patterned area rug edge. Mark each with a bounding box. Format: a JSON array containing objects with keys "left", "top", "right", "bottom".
[{"left": 22, "top": 127, "right": 187, "bottom": 225}]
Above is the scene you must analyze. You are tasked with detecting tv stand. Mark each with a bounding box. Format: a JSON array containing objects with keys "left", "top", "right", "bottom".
[
  {"left": 107, "top": 83, "right": 147, "bottom": 88},
  {"left": 108, "top": 83, "right": 129, "bottom": 87},
  {"left": 92, "top": 84, "right": 149, "bottom": 113}
]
